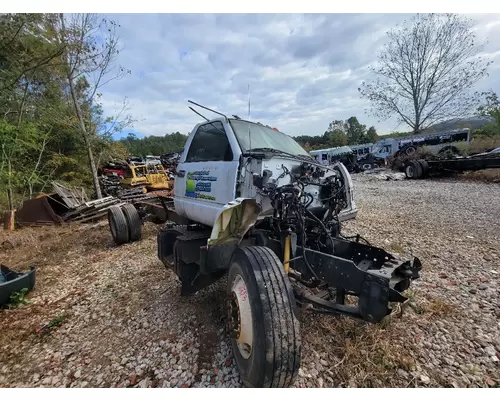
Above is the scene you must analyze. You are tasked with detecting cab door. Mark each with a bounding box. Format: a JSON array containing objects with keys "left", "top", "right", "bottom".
[{"left": 174, "top": 120, "right": 241, "bottom": 227}]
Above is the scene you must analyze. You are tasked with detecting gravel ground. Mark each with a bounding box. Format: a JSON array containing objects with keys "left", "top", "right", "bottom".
[{"left": 0, "top": 174, "right": 499, "bottom": 388}]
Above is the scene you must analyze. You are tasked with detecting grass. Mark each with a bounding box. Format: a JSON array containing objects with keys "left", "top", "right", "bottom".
[
  {"left": 405, "top": 290, "right": 455, "bottom": 319},
  {"left": 302, "top": 314, "right": 420, "bottom": 387},
  {"left": 425, "top": 296, "right": 455, "bottom": 318},
  {"left": 389, "top": 242, "right": 405, "bottom": 254},
  {"left": 467, "top": 136, "right": 500, "bottom": 154},
  {"left": 298, "top": 284, "right": 459, "bottom": 387}
]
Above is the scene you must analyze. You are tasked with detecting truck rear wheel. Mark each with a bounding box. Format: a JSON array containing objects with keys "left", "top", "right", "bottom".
[
  {"left": 405, "top": 160, "right": 423, "bottom": 179},
  {"left": 108, "top": 205, "right": 129, "bottom": 245},
  {"left": 227, "top": 246, "right": 301, "bottom": 388},
  {"left": 418, "top": 159, "right": 429, "bottom": 178},
  {"left": 121, "top": 203, "right": 142, "bottom": 242}
]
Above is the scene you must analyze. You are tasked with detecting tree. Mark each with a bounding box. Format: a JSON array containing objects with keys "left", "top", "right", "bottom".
[
  {"left": 476, "top": 90, "right": 500, "bottom": 136},
  {"left": 327, "top": 120, "right": 346, "bottom": 135},
  {"left": 54, "top": 13, "right": 131, "bottom": 199},
  {"left": 0, "top": 13, "right": 136, "bottom": 211},
  {"left": 328, "top": 130, "right": 348, "bottom": 147},
  {"left": 359, "top": 13, "right": 491, "bottom": 134},
  {"left": 345, "top": 116, "right": 366, "bottom": 145},
  {"left": 477, "top": 90, "right": 500, "bottom": 125},
  {"left": 366, "top": 126, "right": 379, "bottom": 143},
  {"left": 0, "top": 14, "right": 66, "bottom": 209},
  {"left": 0, "top": 14, "right": 64, "bottom": 98},
  {"left": 324, "top": 119, "right": 348, "bottom": 147},
  {"left": 120, "top": 132, "right": 189, "bottom": 157}
]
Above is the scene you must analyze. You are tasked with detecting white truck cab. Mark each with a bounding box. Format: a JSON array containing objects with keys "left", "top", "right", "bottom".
[{"left": 173, "top": 117, "right": 357, "bottom": 227}]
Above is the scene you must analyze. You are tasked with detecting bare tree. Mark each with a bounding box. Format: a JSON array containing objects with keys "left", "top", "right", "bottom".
[
  {"left": 359, "top": 13, "right": 492, "bottom": 134},
  {"left": 55, "top": 13, "right": 130, "bottom": 198}
]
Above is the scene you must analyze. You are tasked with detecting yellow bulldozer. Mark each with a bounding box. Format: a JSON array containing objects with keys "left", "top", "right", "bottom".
[{"left": 121, "top": 163, "right": 174, "bottom": 193}]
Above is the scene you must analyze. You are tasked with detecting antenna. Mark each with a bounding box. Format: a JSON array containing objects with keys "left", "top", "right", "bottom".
[
  {"left": 188, "top": 100, "right": 228, "bottom": 121},
  {"left": 188, "top": 106, "right": 209, "bottom": 121},
  {"left": 248, "top": 84, "right": 252, "bottom": 151}
]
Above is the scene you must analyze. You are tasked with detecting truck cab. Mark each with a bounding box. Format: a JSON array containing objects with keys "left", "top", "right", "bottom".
[{"left": 173, "top": 117, "right": 357, "bottom": 227}]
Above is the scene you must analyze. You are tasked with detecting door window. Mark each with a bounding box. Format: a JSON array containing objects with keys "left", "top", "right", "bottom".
[{"left": 185, "top": 122, "right": 233, "bottom": 162}]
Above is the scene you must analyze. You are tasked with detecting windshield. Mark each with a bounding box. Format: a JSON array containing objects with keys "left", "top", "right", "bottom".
[{"left": 229, "top": 119, "right": 310, "bottom": 157}]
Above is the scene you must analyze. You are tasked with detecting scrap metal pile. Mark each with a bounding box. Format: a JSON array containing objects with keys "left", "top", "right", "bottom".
[
  {"left": 10, "top": 155, "right": 179, "bottom": 229},
  {"left": 15, "top": 182, "right": 127, "bottom": 226}
]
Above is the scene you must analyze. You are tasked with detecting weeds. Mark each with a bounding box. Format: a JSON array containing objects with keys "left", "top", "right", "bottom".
[
  {"left": 8, "top": 288, "right": 30, "bottom": 309},
  {"left": 389, "top": 242, "right": 405, "bottom": 254},
  {"left": 426, "top": 296, "right": 454, "bottom": 318},
  {"left": 35, "top": 314, "right": 67, "bottom": 336}
]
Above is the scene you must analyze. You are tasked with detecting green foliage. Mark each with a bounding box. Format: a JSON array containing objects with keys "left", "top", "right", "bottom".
[
  {"left": 120, "top": 132, "right": 188, "bottom": 157},
  {"left": 8, "top": 288, "right": 30, "bottom": 309},
  {"left": 475, "top": 90, "right": 500, "bottom": 137},
  {"left": 366, "top": 126, "right": 379, "bottom": 143},
  {"left": 328, "top": 129, "right": 348, "bottom": 147},
  {"left": 295, "top": 134, "right": 328, "bottom": 150},
  {"left": 295, "top": 116, "right": 378, "bottom": 150},
  {"left": 345, "top": 117, "right": 366, "bottom": 144},
  {"left": 0, "top": 13, "right": 134, "bottom": 211}
]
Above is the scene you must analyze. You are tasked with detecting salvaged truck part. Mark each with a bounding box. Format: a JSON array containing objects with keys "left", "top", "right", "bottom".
[
  {"left": 111, "top": 101, "right": 422, "bottom": 388},
  {"left": 404, "top": 153, "right": 500, "bottom": 180},
  {"left": 108, "top": 204, "right": 143, "bottom": 245}
]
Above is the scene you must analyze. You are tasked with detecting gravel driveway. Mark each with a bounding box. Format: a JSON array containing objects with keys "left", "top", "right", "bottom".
[{"left": 1, "top": 175, "right": 499, "bottom": 388}]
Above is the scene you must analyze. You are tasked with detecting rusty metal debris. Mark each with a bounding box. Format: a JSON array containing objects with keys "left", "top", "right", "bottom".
[
  {"left": 14, "top": 181, "right": 173, "bottom": 228},
  {"left": 15, "top": 183, "right": 124, "bottom": 227},
  {"left": 15, "top": 195, "right": 65, "bottom": 226},
  {"left": 52, "top": 182, "right": 88, "bottom": 209}
]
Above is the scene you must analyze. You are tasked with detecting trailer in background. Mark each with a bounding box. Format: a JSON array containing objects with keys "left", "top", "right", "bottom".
[
  {"left": 404, "top": 151, "right": 500, "bottom": 180},
  {"left": 359, "top": 129, "right": 472, "bottom": 169}
]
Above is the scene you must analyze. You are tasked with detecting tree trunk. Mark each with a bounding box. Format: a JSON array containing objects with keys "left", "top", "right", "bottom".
[
  {"left": 59, "top": 13, "right": 102, "bottom": 199},
  {"left": 7, "top": 158, "right": 14, "bottom": 210},
  {"left": 67, "top": 75, "right": 102, "bottom": 199}
]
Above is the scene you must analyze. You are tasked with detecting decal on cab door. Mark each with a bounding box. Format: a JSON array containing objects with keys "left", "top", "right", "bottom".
[{"left": 185, "top": 170, "right": 218, "bottom": 201}]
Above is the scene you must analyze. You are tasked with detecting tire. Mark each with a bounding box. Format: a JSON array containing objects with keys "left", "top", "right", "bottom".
[
  {"left": 404, "top": 145, "right": 417, "bottom": 156},
  {"left": 121, "top": 203, "right": 142, "bottom": 242},
  {"left": 108, "top": 205, "right": 130, "bottom": 245},
  {"left": 438, "top": 145, "right": 461, "bottom": 156},
  {"left": 227, "top": 246, "right": 301, "bottom": 388},
  {"left": 405, "top": 160, "right": 423, "bottom": 179},
  {"left": 418, "top": 159, "right": 429, "bottom": 177}
]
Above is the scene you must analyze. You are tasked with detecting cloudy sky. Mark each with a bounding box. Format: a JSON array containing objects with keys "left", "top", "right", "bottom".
[{"left": 98, "top": 13, "right": 500, "bottom": 139}]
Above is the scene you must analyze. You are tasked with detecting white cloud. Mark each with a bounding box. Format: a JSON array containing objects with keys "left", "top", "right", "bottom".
[{"left": 99, "top": 13, "right": 500, "bottom": 138}]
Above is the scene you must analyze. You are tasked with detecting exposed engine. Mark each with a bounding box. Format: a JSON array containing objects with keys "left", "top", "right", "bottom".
[
  {"left": 249, "top": 161, "right": 356, "bottom": 285},
  {"left": 244, "top": 158, "right": 420, "bottom": 320}
]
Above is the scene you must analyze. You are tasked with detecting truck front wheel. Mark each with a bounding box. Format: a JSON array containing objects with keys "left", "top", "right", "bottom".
[{"left": 227, "top": 246, "right": 301, "bottom": 388}]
